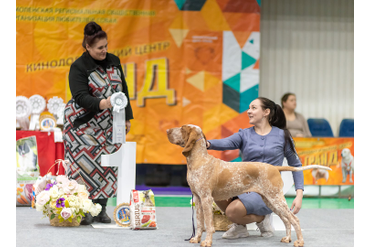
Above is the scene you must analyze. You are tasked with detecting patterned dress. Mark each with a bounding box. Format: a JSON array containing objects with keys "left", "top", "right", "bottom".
[{"left": 63, "top": 52, "right": 133, "bottom": 199}]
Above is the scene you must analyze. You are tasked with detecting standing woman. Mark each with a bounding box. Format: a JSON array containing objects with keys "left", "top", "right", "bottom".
[
  {"left": 63, "top": 22, "right": 134, "bottom": 225},
  {"left": 206, "top": 97, "right": 303, "bottom": 239}
]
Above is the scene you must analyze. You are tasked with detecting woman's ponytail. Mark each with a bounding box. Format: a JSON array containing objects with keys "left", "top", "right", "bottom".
[{"left": 257, "top": 97, "right": 297, "bottom": 154}]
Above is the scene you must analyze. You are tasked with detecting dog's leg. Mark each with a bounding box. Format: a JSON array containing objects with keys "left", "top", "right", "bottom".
[
  {"left": 199, "top": 196, "right": 214, "bottom": 247},
  {"left": 190, "top": 194, "right": 204, "bottom": 244},
  {"left": 290, "top": 212, "right": 304, "bottom": 247},
  {"left": 342, "top": 166, "right": 347, "bottom": 183},
  {"left": 261, "top": 193, "right": 304, "bottom": 246},
  {"left": 260, "top": 194, "right": 291, "bottom": 243}
]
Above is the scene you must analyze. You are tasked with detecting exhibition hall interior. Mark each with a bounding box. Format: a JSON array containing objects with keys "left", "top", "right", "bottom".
[{"left": 14, "top": 1, "right": 355, "bottom": 247}]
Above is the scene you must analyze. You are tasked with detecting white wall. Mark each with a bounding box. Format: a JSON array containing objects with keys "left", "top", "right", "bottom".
[{"left": 259, "top": 0, "right": 354, "bottom": 136}]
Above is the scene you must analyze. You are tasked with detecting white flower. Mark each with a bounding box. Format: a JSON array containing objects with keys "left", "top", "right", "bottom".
[
  {"left": 89, "top": 203, "right": 102, "bottom": 217},
  {"left": 36, "top": 190, "right": 50, "bottom": 206},
  {"left": 67, "top": 195, "right": 81, "bottom": 209},
  {"left": 62, "top": 180, "right": 79, "bottom": 195},
  {"left": 56, "top": 175, "right": 69, "bottom": 184},
  {"left": 35, "top": 202, "right": 44, "bottom": 212},
  {"left": 49, "top": 186, "right": 60, "bottom": 199},
  {"left": 76, "top": 185, "right": 89, "bottom": 200},
  {"left": 81, "top": 199, "right": 93, "bottom": 213}
]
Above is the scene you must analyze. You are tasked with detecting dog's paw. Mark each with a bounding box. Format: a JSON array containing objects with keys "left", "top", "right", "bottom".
[
  {"left": 200, "top": 240, "right": 212, "bottom": 247},
  {"left": 280, "top": 236, "right": 292, "bottom": 243},
  {"left": 294, "top": 239, "right": 304, "bottom": 247},
  {"left": 189, "top": 237, "right": 200, "bottom": 243}
]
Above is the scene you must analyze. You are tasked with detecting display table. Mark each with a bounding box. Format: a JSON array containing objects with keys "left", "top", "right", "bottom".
[{"left": 16, "top": 130, "right": 65, "bottom": 176}]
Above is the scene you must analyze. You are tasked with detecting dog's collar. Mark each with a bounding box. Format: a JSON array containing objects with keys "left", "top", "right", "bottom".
[{"left": 195, "top": 137, "right": 204, "bottom": 143}]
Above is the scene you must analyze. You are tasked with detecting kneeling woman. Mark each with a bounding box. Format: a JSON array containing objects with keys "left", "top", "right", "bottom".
[{"left": 206, "top": 97, "right": 303, "bottom": 238}]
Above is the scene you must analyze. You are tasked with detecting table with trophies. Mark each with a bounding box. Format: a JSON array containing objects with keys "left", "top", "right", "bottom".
[
  {"left": 16, "top": 94, "right": 66, "bottom": 176},
  {"left": 16, "top": 92, "right": 136, "bottom": 214}
]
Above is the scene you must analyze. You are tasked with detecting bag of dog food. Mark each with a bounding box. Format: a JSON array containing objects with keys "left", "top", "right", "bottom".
[
  {"left": 130, "top": 189, "right": 157, "bottom": 230},
  {"left": 16, "top": 136, "right": 40, "bottom": 206}
]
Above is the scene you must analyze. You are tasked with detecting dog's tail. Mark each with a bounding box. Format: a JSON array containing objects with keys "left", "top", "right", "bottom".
[{"left": 277, "top": 164, "right": 331, "bottom": 172}]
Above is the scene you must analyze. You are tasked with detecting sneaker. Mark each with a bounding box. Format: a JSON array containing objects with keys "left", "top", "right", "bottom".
[
  {"left": 256, "top": 214, "right": 274, "bottom": 237},
  {"left": 222, "top": 223, "right": 249, "bottom": 239}
]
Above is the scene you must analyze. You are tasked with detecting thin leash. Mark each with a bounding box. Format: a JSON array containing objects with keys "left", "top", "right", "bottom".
[
  {"left": 185, "top": 136, "right": 205, "bottom": 241},
  {"left": 184, "top": 194, "right": 195, "bottom": 241}
]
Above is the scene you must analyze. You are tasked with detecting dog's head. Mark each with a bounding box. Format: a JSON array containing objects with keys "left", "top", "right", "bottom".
[
  {"left": 167, "top": 124, "right": 206, "bottom": 157},
  {"left": 341, "top": 148, "right": 352, "bottom": 159}
]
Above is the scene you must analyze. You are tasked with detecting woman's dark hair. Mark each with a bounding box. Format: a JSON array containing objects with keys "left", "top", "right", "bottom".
[
  {"left": 257, "top": 97, "right": 297, "bottom": 154},
  {"left": 82, "top": 22, "right": 107, "bottom": 49},
  {"left": 281, "top": 92, "right": 295, "bottom": 109}
]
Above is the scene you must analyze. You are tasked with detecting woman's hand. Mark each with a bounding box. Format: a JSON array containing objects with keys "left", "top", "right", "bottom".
[
  {"left": 290, "top": 189, "right": 303, "bottom": 214},
  {"left": 99, "top": 96, "right": 112, "bottom": 110},
  {"left": 206, "top": 141, "right": 210, "bottom": 148},
  {"left": 125, "top": 120, "right": 131, "bottom": 134}
]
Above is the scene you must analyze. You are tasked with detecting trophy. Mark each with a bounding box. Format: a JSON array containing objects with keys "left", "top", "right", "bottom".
[
  {"left": 47, "top": 96, "right": 65, "bottom": 126},
  {"left": 16, "top": 96, "right": 32, "bottom": 130},
  {"left": 28, "top": 94, "right": 46, "bottom": 130}
]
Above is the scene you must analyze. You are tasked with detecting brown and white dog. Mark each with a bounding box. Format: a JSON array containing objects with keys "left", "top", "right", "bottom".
[{"left": 167, "top": 124, "right": 331, "bottom": 247}]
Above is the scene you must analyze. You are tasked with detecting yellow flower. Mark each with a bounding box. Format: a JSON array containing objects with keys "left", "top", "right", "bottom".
[{"left": 50, "top": 199, "right": 58, "bottom": 209}]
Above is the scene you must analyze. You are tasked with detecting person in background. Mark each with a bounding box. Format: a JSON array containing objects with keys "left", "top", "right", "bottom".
[{"left": 281, "top": 93, "right": 311, "bottom": 137}]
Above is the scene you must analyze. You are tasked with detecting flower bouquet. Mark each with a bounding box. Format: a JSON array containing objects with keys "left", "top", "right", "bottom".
[{"left": 35, "top": 174, "right": 102, "bottom": 227}]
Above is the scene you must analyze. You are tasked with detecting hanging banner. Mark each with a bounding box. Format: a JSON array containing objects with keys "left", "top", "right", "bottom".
[
  {"left": 294, "top": 137, "right": 354, "bottom": 185},
  {"left": 16, "top": 0, "right": 261, "bottom": 164}
]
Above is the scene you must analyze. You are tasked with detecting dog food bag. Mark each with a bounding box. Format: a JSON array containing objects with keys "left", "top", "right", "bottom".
[
  {"left": 16, "top": 136, "right": 40, "bottom": 207},
  {"left": 130, "top": 189, "right": 157, "bottom": 230}
]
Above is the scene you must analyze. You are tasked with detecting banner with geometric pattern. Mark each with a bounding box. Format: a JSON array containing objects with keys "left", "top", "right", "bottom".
[{"left": 16, "top": 0, "right": 260, "bottom": 164}]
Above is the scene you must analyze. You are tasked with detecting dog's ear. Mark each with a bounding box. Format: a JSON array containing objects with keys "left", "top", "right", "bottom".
[
  {"left": 182, "top": 127, "right": 198, "bottom": 157},
  {"left": 202, "top": 131, "right": 207, "bottom": 143}
]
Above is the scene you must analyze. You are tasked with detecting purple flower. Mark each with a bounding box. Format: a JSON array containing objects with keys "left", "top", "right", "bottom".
[
  {"left": 56, "top": 198, "right": 65, "bottom": 208},
  {"left": 45, "top": 181, "right": 57, "bottom": 191}
]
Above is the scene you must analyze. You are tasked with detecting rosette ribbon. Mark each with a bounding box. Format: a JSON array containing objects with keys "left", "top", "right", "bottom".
[
  {"left": 110, "top": 92, "right": 128, "bottom": 144},
  {"left": 47, "top": 96, "right": 65, "bottom": 125},
  {"left": 29, "top": 94, "right": 46, "bottom": 130},
  {"left": 16, "top": 96, "right": 32, "bottom": 130}
]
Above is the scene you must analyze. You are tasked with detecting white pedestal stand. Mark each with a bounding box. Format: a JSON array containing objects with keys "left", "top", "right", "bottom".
[
  {"left": 91, "top": 142, "right": 136, "bottom": 229},
  {"left": 101, "top": 142, "right": 136, "bottom": 205}
]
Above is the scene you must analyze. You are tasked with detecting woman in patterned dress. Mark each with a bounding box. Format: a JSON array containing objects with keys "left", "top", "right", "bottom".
[{"left": 63, "top": 22, "right": 134, "bottom": 225}]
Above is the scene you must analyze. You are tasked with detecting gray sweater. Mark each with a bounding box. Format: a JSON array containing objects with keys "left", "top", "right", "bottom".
[{"left": 208, "top": 126, "right": 304, "bottom": 191}]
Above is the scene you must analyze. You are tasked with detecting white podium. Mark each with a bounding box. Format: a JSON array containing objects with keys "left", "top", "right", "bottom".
[{"left": 101, "top": 142, "right": 136, "bottom": 205}]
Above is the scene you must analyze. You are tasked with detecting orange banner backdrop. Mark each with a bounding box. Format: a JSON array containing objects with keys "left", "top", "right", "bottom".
[
  {"left": 16, "top": 0, "right": 260, "bottom": 164},
  {"left": 294, "top": 137, "right": 354, "bottom": 185}
]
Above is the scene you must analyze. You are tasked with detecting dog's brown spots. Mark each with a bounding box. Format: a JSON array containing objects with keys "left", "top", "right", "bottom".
[
  {"left": 267, "top": 166, "right": 283, "bottom": 189},
  {"left": 217, "top": 168, "right": 232, "bottom": 188},
  {"left": 242, "top": 163, "right": 260, "bottom": 181},
  {"left": 181, "top": 126, "right": 191, "bottom": 141},
  {"left": 241, "top": 175, "right": 252, "bottom": 187}
]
